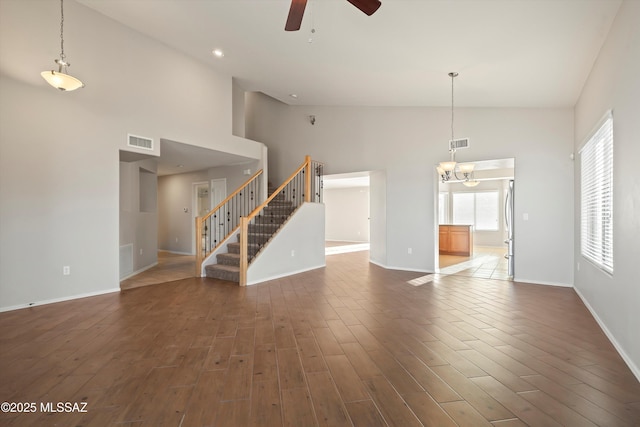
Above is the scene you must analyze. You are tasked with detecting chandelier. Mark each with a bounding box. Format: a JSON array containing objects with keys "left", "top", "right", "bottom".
[
  {"left": 40, "top": 0, "right": 85, "bottom": 91},
  {"left": 437, "top": 72, "right": 478, "bottom": 187}
]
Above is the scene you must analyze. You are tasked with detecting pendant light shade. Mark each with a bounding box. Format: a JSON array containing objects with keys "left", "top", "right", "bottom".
[
  {"left": 41, "top": 0, "right": 85, "bottom": 91},
  {"left": 41, "top": 60, "right": 84, "bottom": 91}
]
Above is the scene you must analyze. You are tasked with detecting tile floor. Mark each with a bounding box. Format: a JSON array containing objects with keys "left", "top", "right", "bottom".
[
  {"left": 120, "top": 251, "right": 196, "bottom": 290},
  {"left": 438, "top": 246, "right": 510, "bottom": 280}
]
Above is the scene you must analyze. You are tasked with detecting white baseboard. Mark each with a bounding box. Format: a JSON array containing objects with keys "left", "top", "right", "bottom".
[
  {"left": 158, "top": 249, "right": 194, "bottom": 256},
  {"left": 0, "top": 287, "right": 121, "bottom": 313},
  {"left": 573, "top": 287, "right": 640, "bottom": 382},
  {"left": 513, "top": 277, "right": 573, "bottom": 288},
  {"left": 119, "top": 262, "right": 158, "bottom": 281},
  {"left": 368, "top": 259, "right": 432, "bottom": 274},
  {"left": 247, "top": 263, "right": 326, "bottom": 286}
]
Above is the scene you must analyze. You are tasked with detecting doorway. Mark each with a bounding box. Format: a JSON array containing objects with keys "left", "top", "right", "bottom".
[
  {"left": 323, "top": 172, "right": 371, "bottom": 256},
  {"left": 192, "top": 181, "right": 210, "bottom": 254},
  {"left": 210, "top": 178, "right": 227, "bottom": 209},
  {"left": 435, "top": 158, "right": 515, "bottom": 280}
]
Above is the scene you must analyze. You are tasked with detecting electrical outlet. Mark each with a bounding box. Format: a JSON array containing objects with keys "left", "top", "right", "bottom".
[
  {"left": 577, "top": 262, "right": 580, "bottom": 271},
  {"left": 291, "top": 250, "right": 295, "bottom": 257},
  {"left": 523, "top": 213, "right": 529, "bottom": 221},
  {"left": 175, "top": 237, "right": 179, "bottom": 243},
  {"left": 408, "top": 248, "right": 412, "bottom": 255},
  {"left": 63, "top": 266, "right": 70, "bottom": 275},
  {"left": 139, "top": 248, "right": 143, "bottom": 255}
]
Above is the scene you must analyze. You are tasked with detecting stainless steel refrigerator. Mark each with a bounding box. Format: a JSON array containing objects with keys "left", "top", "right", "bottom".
[{"left": 505, "top": 180, "right": 515, "bottom": 278}]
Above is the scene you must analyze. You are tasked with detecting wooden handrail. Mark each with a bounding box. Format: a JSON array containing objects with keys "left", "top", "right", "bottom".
[
  {"left": 199, "top": 169, "right": 263, "bottom": 224},
  {"left": 195, "top": 168, "right": 264, "bottom": 276},
  {"left": 245, "top": 156, "right": 310, "bottom": 222},
  {"left": 239, "top": 156, "right": 315, "bottom": 286}
]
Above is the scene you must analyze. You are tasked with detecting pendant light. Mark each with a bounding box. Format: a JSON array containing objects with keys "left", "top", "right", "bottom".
[
  {"left": 41, "top": 0, "right": 85, "bottom": 91},
  {"left": 437, "top": 72, "right": 477, "bottom": 186}
]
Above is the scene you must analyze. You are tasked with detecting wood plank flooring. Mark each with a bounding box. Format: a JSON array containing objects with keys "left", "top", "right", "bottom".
[{"left": 0, "top": 250, "right": 639, "bottom": 426}]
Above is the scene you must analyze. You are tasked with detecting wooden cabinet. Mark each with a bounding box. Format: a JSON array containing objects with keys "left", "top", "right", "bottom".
[{"left": 439, "top": 225, "right": 473, "bottom": 256}]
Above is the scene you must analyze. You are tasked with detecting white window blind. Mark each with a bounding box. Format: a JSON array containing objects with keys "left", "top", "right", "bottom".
[{"left": 580, "top": 113, "right": 613, "bottom": 274}]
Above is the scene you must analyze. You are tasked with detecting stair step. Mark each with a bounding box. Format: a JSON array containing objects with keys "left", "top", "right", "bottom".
[
  {"left": 217, "top": 252, "right": 241, "bottom": 266},
  {"left": 204, "top": 264, "right": 239, "bottom": 283},
  {"left": 248, "top": 223, "right": 280, "bottom": 233},
  {"left": 227, "top": 242, "right": 260, "bottom": 255},
  {"left": 262, "top": 207, "right": 294, "bottom": 216},
  {"left": 253, "top": 215, "right": 287, "bottom": 224},
  {"left": 267, "top": 200, "right": 293, "bottom": 206},
  {"left": 237, "top": 232, "right": 272, "bottom": 244}
]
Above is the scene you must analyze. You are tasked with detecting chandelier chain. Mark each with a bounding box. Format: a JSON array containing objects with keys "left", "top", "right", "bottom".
[
  {"left": 59, "top": 0, "right": 65, "bottom": 60},
  {"left": 451, "top": 73, "right": 454, "bottom": 142}
]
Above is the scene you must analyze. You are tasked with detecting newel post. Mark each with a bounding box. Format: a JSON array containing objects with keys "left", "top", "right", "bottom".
[
  {"left": 304, "top": 155, "right": 311, "bottom": 203},
  {"left": 195, "top": 217, "right": 203, "bottom": 277},
  {"left": 239, "top": 217, "right": 248, "bottom": 286}
]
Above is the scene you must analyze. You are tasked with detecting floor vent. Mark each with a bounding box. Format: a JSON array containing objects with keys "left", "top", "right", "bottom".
[
  {"left": 449, "top": 137, "right": 470, "bottom": 150},
  {"left": 128, "top": 134, "right": 154, "bottom": 150},
  {"left": 120, "top": 244, "right": 134, "bottom": 279}
]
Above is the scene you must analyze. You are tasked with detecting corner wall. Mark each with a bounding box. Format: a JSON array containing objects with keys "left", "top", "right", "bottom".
[{"left": 573, "top": 0, "right": 640, "bottom": 377}]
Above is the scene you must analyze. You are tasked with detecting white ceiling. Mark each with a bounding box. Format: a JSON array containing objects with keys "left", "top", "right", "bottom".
[{"left": 78, "top": 0, "right": 622, "bottom": 108}]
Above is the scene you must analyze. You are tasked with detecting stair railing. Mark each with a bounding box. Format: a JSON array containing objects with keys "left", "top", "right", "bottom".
[
  {"left": 195, "top": 170, "right": 263, "bottom": 274},
  {"left": 239, "top": 155, "right": 323, "bottom": 286}
]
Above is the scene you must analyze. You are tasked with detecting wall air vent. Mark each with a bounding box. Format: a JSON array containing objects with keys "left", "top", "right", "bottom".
[
  {"left": 127, "top": 134, "right": 154, "bottom": 150},
  {"left": 449, "top": 138, "right": 470, "bottom": 151}
]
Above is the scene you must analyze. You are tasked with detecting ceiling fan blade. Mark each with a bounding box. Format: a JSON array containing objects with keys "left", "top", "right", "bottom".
[
  {"left": 346, "top": 0, "right": 382, "bottom": 16},
  {"left": 285, "top": 0, "right": 308, "bottom": 31}
]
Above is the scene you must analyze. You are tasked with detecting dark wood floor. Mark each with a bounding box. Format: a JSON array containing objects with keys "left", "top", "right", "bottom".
[{"left": 1, "top": 251, "right": 639, "bottom": 426}]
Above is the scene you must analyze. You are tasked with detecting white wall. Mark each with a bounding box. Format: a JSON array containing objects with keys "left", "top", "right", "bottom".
[
  {"left": 245, "top": 94, "right": 574, "bottom": 283},
  {"left": 573, "top": 0, "right": 640, "bottom": 378},
  {"left": 247, "top": 203, "right": 326, "bottom": 285},
  {"left": 324, "top": 187, "right": 370, "bottom": 242},
  {"left": 157, "top": 170, "right": 209, "bottom": 254},
  {"left": 120, "top": 159, "right": 158, "bottom": 276},
  {"left": 157, "top": 162, "right": 260, "bottom": 254},
  {"left": 369, "top": 170, "right": 388, "bottom": 267},
  {"left": 0, "top": 0, "right": 264, "bottom": 310}
]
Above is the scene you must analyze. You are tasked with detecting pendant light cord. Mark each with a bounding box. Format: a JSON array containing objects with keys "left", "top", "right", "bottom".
[{"left": 59, "top": 0, "right": 66, "bottom": 61}]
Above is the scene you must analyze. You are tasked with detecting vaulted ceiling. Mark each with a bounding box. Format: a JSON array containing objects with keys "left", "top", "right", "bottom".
[{"left": 78, "top": 0, "right": 622, "bottom": 108}]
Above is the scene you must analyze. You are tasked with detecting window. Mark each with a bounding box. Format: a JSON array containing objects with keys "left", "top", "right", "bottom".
[
  {"left": 580, "top": 113, "right": 613, "bottom": 274},
  {"left": 475, "top": 192, "right": 499, "bottom": 231},
  {"left": 452, "top": 191, "right": 499, "bottom": 231}
]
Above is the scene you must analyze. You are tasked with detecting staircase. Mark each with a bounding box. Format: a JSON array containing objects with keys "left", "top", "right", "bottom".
[{"left": 204, "top": 187, "right": 294, "bottom": 282}]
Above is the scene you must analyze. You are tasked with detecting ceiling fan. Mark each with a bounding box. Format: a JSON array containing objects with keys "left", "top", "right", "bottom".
[{"left": 285, "top": 0, "right": 382, "bottom": 31}]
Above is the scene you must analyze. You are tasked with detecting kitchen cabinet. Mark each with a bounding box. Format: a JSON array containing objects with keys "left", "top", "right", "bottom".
[{"left": 439, "top": 225, "right": 473, "bottom": 256}]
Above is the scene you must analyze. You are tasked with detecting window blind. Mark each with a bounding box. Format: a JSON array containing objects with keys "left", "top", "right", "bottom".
[{"left": 580, "top": 113, "right": 613, "bottom": 274}]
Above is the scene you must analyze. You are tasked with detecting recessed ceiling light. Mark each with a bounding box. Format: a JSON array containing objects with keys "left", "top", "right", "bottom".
[
  {"left": 289, "top": 94, "right": 298, "bottom": 99},
  {"left": 176, "top": 164, "right": 184, "bottom": 168},
  {"left": 212, "top": 49, "right": 224, "bottom": 58}
]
